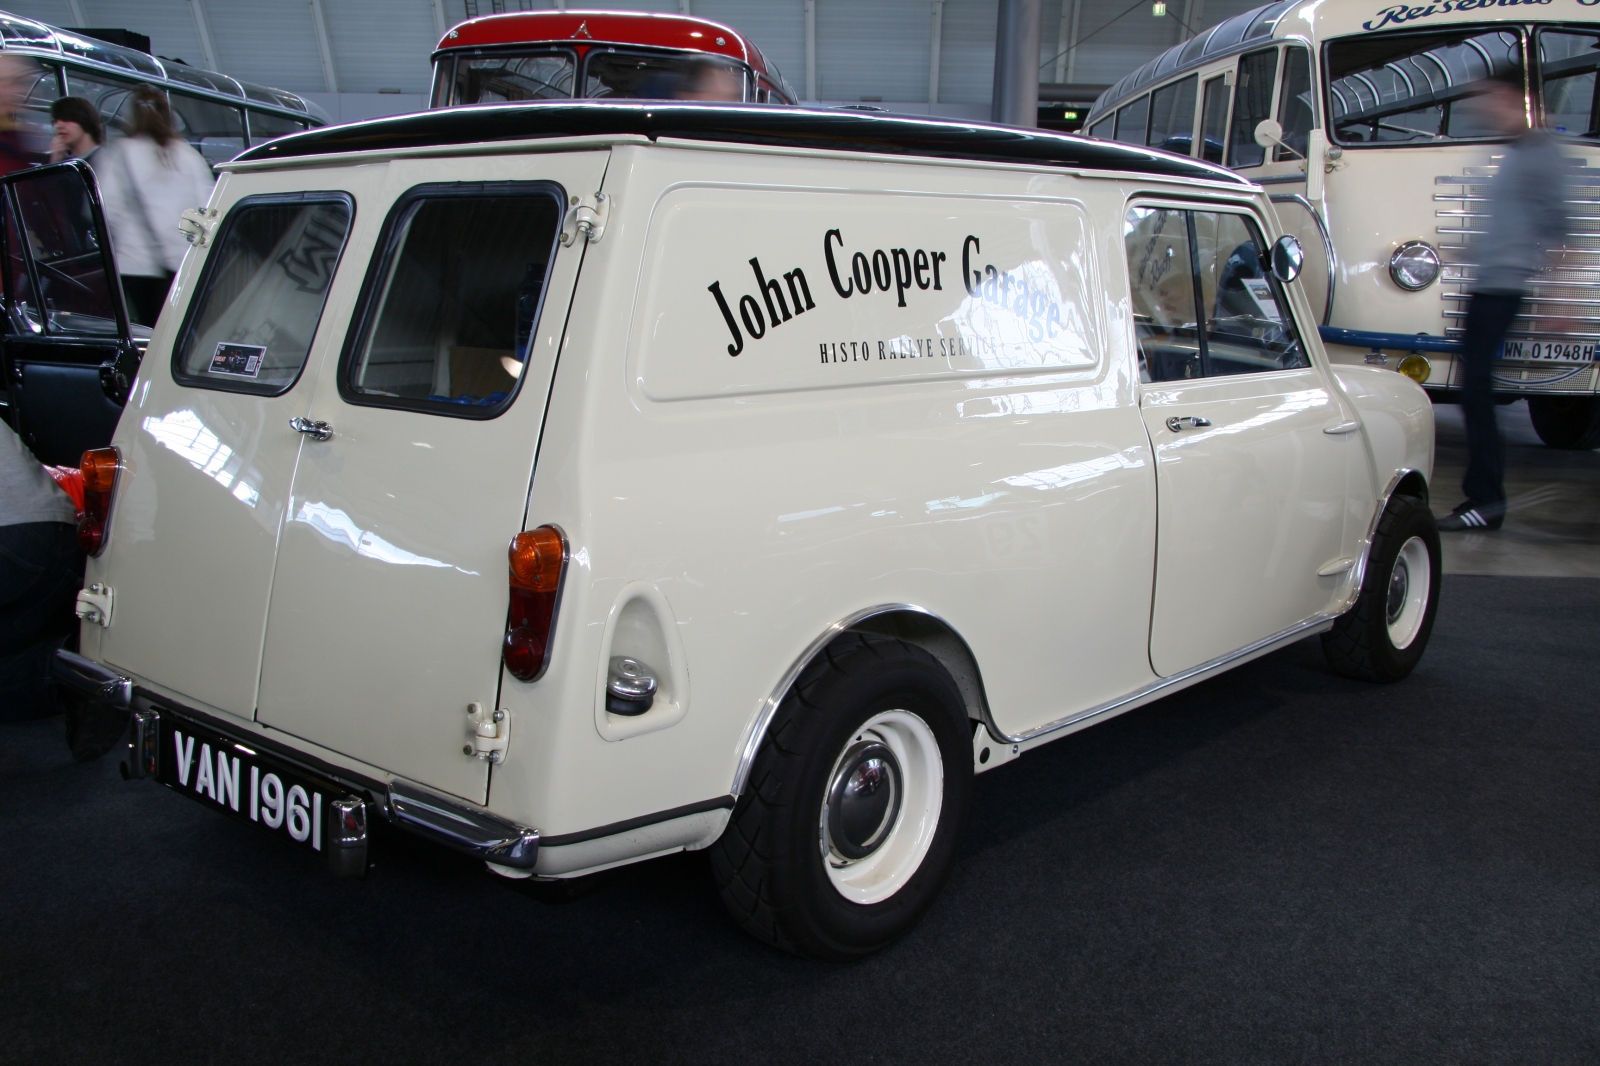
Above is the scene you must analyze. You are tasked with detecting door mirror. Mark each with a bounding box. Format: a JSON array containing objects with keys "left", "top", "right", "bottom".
[
  {"left": 1253, "top": 117, "right": 1284, "bottom": 148},
  {"left": 1270, "top": 234, "right": 1305, "bottom": 283}
]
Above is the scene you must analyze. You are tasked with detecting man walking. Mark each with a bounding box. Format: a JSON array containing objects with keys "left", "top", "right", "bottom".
[{"left": 1440, "top": 67, "right": 1570, "bottom": 532}]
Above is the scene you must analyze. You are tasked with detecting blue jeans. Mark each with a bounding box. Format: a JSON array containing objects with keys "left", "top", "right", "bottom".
[
  {"left": 0, "top": 521, "right": 81, "bottom": 721},
  {"left": 1460, "top": 292, "right": 1522, "bottom": 508}
]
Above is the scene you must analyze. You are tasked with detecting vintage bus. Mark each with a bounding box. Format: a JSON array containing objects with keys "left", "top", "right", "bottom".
[
  {"left": 1083, "top": 0, "right": 1600, "bottom": 448},
  {"left": 0, "top": 9, "right": 324, "bottom": 169},
  {"left": 430, "top": 10, "right": 798, "bottom": 108}
]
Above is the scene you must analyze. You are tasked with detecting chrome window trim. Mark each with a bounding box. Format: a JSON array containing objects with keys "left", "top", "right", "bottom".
[{"left": 1269, "top": 192, "right": 1338, "bottom": 325}]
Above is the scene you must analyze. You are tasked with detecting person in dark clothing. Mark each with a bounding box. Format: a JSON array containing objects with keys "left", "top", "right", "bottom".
[
  {"left": 1441, "top": 69, "right": 1571, "bottom": 532},
  {"left": 49, "top": 95, "right": 103, "bottom": 166},
  {"left": 0, "top": 422, "right": 80, "bottom": 722}
]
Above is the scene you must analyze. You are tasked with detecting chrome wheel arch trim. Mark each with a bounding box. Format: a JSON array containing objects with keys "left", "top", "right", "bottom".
[
  {"left": 1344, "top": 467, "right": 1428, "bottom": 615},
  {"left": 730, "top": 603, "right": 1000, "bottom": 799}
]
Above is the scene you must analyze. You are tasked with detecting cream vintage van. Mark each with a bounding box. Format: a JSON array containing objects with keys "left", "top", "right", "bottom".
[
  {"left": 50, "top": 102, "right": 1437, "bottom": 960},
  {"left": 1084, "top": 0, "right": 1600, "bottom": 450}
]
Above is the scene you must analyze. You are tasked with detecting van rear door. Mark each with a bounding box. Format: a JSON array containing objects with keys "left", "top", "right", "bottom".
[
  {"left": 253, "top": 155, "right": 605, "bottom": 804},
  {"left": 94, "top": 186, "right": 356, "bottom": 719}
]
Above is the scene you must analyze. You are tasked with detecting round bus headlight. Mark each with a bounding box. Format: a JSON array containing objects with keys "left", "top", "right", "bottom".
[
  {"left": 1389, "top": 241, "right": 1441, "bottom": 291},
  {"left": 1397, "top": 354, "right": 1431, "bottom": 383}
]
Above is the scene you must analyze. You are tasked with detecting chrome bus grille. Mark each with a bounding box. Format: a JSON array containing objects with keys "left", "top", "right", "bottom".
[{"left": 1434, "top": 164, "right": 1600, "bottom": 393}]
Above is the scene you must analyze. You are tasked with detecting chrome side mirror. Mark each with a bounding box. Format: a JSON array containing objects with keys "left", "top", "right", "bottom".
[{"left": 1270, "top": 234, "right": 1305, "bottom": 283}]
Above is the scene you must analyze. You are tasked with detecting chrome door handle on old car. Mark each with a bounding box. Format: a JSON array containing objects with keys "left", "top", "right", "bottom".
[
  {"left": 1165, "top": 415, "right": 1212, "bottom": 433},
  {"left": 288, "top": 417, "right": 333, "bottom": 441}
]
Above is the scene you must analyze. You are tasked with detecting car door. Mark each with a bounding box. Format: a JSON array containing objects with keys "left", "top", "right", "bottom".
[
  {"left": 1126, "top": 203, "right": 1359, "bottom": 677},
  {"left": 94, "top": 186, "right": 357, "bottom": 719},
  {"left": 254, "top": 154, "right": 605, "bottom": 804},
  {"left": 0, "top": 161, "right": 140, "bottom": 466}
]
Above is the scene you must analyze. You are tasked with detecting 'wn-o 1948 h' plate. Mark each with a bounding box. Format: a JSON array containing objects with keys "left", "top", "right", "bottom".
[
  {"left": 153, "top": 711, "right": 363, "bottom": 863},
  {"left": 1500, "top": 339, "right": 1598, "bottom": 363}
]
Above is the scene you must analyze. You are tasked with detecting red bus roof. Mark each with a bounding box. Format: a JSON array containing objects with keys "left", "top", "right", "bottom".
[{"left": 436, "top": 10, "right": 775, "bottom": 77}]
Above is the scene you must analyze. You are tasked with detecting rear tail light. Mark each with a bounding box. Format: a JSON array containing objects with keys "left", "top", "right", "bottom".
[
  {"left": 77, "top": 447, "right": 120, "bottom": 556},
  {"left": 502, "top": 525, "right": 567, "bottom": 682}
]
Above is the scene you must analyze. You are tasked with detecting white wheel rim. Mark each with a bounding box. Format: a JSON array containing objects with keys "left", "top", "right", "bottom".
[
  {"left": 819, "top": 709, "right": 943, "bottom": 905},
  {"left": 1385, "top": 536, "right": 1431, "bottom": 650}
]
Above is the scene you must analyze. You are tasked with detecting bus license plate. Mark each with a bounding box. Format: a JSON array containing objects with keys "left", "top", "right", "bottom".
[{"left": 1500, "top": 339, "right": 1597, "bottom": 363}]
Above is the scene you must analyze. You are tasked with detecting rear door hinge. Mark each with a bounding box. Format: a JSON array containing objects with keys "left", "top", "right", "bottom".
[
  {"left": 464, "top": 701, "right": 509, "bottom": 764},
  {"left": 560, "top": 191, "right": 609, "bottom": 246},
  {"left": 76, "top": 583, "right": 113, "bottom": 627},
  {"left": 178, "top": 207, "right": 219, "bottom": 247}
]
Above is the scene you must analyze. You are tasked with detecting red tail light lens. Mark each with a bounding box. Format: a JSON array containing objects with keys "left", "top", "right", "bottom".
[
  {"left": 77, "top": 447, "right": 120, "bottom": 556},
  {"left": 502, "top": 525, "right": 567, "bottom": 682}
]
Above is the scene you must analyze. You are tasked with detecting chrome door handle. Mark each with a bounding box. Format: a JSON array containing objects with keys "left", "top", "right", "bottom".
[
  {"left": 1323, "top": 419, "right": 1362, "bottom": 435},
  {"left": 288, "top": 417, "right": 333, "bottom": 441},
  {"left": 1165, "top": 415, "right": 1212, "bottom": 433}
]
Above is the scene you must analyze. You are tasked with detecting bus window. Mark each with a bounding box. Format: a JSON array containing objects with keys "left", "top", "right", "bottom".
[
  {"left": 1325, "top": 29, "right": 1522, "bottom": 145},
  {"left": 1115, "top": 94, "right": 1151, "bottom": 146},
  {"left": 1227, "top": 49, "right": 1276, "bottom": 168},
  {"left": 454, "top": 53, "right": 576, "bottom": 104},
  {"left": 1148, "top": 74, "right": 1198, "bottom": 155},
  {"left": 1087, "top": 115, "right": 1113, "bottom": 140},
  {"left": 1275, "top": 47, "right": 1313, "bottom": 160},
  {"left": 65, "top": 67, "right": 138, "bottom": 134},
  {"left": 168, "top": 91, "right": 244, "bottom": 168},
  {"left": 247, "top": 111, "right": 306, "bottom": 144},
  {"left": 431, "top": 57, "right": 453, "bottom": 108},
  {"left": 1200, "top": 75, "right": 1229, "bottom": 164},
  {"left": 1538, "top": 29, "right": 1600, "bottom": 138}
]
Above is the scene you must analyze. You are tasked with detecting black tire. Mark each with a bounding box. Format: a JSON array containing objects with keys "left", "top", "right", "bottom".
[
  {"left": 710, "top": 633, "right": 972, "bottom": 961},
  {"left": 1528, "top": 396, "right": 1600, "bottom": 450},
  {"left": 1321, "top": 494, "right": 1441, "bottom": 683}
]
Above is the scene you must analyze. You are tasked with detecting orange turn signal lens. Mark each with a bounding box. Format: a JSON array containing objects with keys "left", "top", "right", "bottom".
[
  {"left": 508, "top": 526, "right": 565, "bottom": 591},
  {"left": 77, "top": 446, "right": 120, "bottom": 556}
]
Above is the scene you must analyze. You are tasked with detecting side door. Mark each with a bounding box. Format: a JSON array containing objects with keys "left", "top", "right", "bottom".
[
  {"left": 1125, "top": 203, "right": 1359, "bottom": 677},
  {"left": 94, "top": 186, "right": 357, "bottom": 719},
  {"left": 0, "top": 161, "right": 139, "bottom": 465},
  {"left": 254, "top": 154, "right": 606, "bottom": 805}
]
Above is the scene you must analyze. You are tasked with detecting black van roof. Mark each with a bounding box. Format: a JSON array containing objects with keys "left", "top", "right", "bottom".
[{"left": 234, "top": 101, "right": 1249, "bottom": 185}]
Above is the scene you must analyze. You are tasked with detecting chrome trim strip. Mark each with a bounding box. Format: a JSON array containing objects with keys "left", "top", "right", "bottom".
[
  {"left": 386, "top": 780, "right": 540, "bottom": 869},
  {"left": 1270, "top": 193, "right": 1338, "bottom": 326},
  {"left": 732, "top": 603, "right": 993, "bottom": 798},
  {"left": 999, "top": 614, "right": 1336, "bottom": 747},
  {"left": 540, "top": 795, "right": 734, "bottom": 848},
  {"left": 1345, "top": 467, "right": 1423, "bottom": 612},
  {"left": 51, "top": 648, "right": 133, "bottom": 710}
]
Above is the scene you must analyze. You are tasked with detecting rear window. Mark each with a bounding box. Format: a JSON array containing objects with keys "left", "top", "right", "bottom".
[
  {"left": 584, "top": 50, "right": 748, "bottom": 101},
  {"left": 339, "top": 183, "right": 564, "bottom": 419},
  {"left": 172, "top": 194, "right": 354, "bottom": 395}
]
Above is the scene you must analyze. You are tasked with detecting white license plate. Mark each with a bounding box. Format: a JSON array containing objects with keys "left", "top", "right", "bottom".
[{"left": 1500, "top": 339, "right": 1597, "bottom": 363}]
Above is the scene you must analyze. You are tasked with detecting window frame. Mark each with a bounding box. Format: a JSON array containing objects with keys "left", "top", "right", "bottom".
[
  {"left": 170, "top": 191, "right": 356, "bottom": 397},
  {"left": 1227, "top": 47, "right": 1280, "bottom": 169},
  {"left": 335, "top": 180, "right": 567, "bottom": 421},
  {"left": 1124, "top": 198, "right": 1311, "bottom": 382},
  {"left": 1274, "top": 43, "right": 1316, "bottom": 161},
  {"left": 1146, "top": 73, "right": 1200, "bottom": 155}
]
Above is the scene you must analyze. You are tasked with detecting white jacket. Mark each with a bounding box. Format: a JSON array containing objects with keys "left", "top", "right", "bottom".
[{"left": 96, "top": 134, "right": 214, "bottom": 278}]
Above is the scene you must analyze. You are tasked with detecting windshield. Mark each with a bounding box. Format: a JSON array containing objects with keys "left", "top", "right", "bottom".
[
  {"left": 440, "top": 49, "right": 748, "bottom": 106},
  {"left": 1325, "top": 28, "right": 1522, "bottom": 144},
  {"left": 1538, "top": 28, "right": 1600, "bottom": 138}
]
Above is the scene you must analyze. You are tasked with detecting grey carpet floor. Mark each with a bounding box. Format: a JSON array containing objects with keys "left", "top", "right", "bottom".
[{"left": 2, "top": 575, "right": 1596, "bottom": 1065}]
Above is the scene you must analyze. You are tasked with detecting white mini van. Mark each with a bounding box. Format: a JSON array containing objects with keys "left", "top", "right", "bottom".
[{"left": 52, "top": 102, "right": 1438, "bottom": 960}]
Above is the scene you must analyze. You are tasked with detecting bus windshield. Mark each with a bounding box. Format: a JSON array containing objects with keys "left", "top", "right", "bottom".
[
  {"left": 1326, "top": 28, "right": 1522, "bottom": 145},
  {"left": 445, "top": 50, "right": 747, "bottom": 105},
  {"left": 1538, "top": 28, "right": 1600, "bottom": 138}
]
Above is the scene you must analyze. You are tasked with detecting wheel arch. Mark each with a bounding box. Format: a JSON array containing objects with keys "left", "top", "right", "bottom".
[{"left": 729, "top": 604, "right": 995, "bottom": 798}]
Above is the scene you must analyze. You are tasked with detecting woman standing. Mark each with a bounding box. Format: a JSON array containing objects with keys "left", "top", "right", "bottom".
[{"left": 97, "top": 85, "right": 214, "bottom": 326}]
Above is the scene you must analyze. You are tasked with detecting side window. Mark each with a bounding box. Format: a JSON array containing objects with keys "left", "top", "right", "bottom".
[
  {"left": 1227, "top": 49, "right": 1278, "bottom": 168},
  {"left": 65, "top": 67, "right": 138, "bottom": 134},
  {"left": 168, "top": 92, "right": 246, "bottom": 169},
  {"left": 4, "top": 164, "right": 122, "bottom": 337},
  {"left": 246, "top": 111, "right": 307, "bottom": 145},
  {"left": 172, "top": 195, "right": 354, "bottom": 395},
  {"left": 1087, "top": 114, "right": 1113, "bottom": 140},
  {"left": 1147, "top": 74, "right": 1198, "bottom": 154},
  {"left": 1126, "top": 206, "right": 1202, "bottom": 382},
  {"left": 1124, "top": 206, "right": 1307, "bottom": 382},
  {"left": 341, "top": 183, "right": 563, "bottom": 418},
  {"left": 1115, "top": 94, "right": 1151, "bottom": 145},
  {"left": 1199, "top": 75, "right": 1229, "bottom": 164},
  {"left": 1275, "top": 47, "right": 1314, "bottom": 160}
]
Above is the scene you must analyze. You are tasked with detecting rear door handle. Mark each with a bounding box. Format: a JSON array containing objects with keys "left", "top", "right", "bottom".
[
  {"left": 1165, "top": 415, "right": 1212, "bottom": 433},
  {"left": 1323, "top": 419, "right": 1362, "bottom": 435},
  {"left": 289, "top": 417, "right": 333, "bottom": 441}
]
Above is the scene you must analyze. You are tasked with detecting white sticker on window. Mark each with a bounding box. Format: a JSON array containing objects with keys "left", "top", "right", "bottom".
[
  {"left": 1239, "top": 278, "right": 1282, "bottom": 323},
  {"left": 209, "top": 342, "right": 266, "bottom": 378}
]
